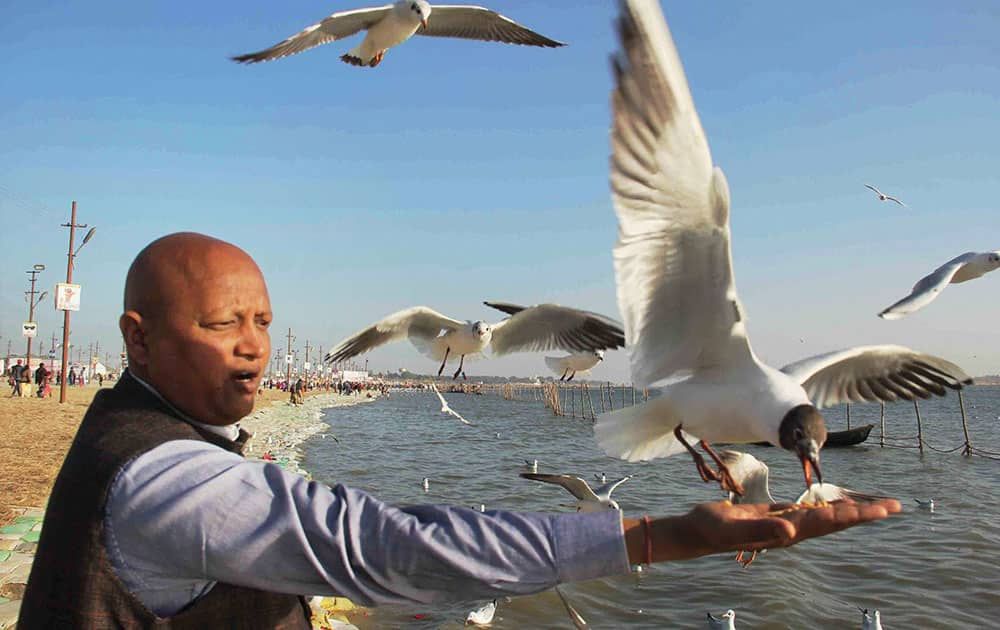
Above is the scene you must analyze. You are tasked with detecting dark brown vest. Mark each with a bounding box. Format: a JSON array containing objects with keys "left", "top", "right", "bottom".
[{"left": 18, "top": 371, "right": 312, "bottom": 629}]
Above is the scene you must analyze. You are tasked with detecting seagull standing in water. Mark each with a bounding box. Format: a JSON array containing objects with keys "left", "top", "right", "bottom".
[
  {"left": 878, "top": 251, "right": 1000, "bottom": 319},
  {"left": 864, "top": 184, "right": 907, "bottom": 207},
  {"left": 325, "top": 303, "right": 624, "bottom": 380},
  {"left": 520, "top": 472, "right": 633, "bottom": 512},
  {"left": 594, "top": 0, "right": 973, "bottom": 495},
  {"left": 232, "top": 1, "right": 563, "bottom": 68},
  {"left": 429, "top": 383, "right": 472, "bottom": 425},
  {"left": 706, "top": 609, "right": 736, "bottom": 629},
  {"left": 860, "top": 608, "right": 883, "bottom": 630}
]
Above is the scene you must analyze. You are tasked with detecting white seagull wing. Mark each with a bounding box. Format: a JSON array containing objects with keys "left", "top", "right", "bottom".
[
  {"left": 878, "top": 252, "right": 981, "bottom": 319},
  {"left": 610, "top": 0, "right": 753, "bottom": 388},
  {"left": 864, "top": 184, "right": 883, "bottom": 196},
  {"left": 232, "top": 5, "right": 393, "bottom": 63},
  {"left": 593, "top": 474, "right": 634, "bottom": 499},
  {"left": 325, "top": 306, "right": 464, "bottom": 363},
  {"left": 487, "top": 303, "right": 625, "bottom": 356},
  {"left": 780, "top": 345, "right": 972, "bottom": 408},
  {"left": 520, "top": 473, "right": 601, "bottom": 502},
  {"left": 419, "top": 6, "right": 564, "bottom": 47},
  {"left": 886, "top": 195, "right": 907, "bottom": 207},
  {"left": 719, "top": 451, "right": 774, "bottom": 504},
  {"left": 796, "top": 482, "right": 887, "bottom": 504}
]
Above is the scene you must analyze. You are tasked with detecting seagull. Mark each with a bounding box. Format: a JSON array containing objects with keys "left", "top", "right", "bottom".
[
  {"left": 232, "top": 1, "right": 564, "bottom": 68},
  {"left": 720, "top": 450, "right": 887, "bottom": 565},
  {"left": 465, "top": 599, "right": 497, "bottom": 626},
  {"left": 706, "top": 609, "right": 736, "bottom": 629},
  {"left": 325, "top": 303, "right": 624, "bottom": 380},
  {"left": 520, "top": 472, "right": 633, "bottom": 512},
  {"left": 878, "top": 251, "right": 1000, "bottom": 319},
  {"left": 429, "top": 383, "right": 473, "bottom": 424},
  {"left": 914, "top": 498, "right": 935, "bottom": 512},
  {"left": 864, "top": 184, "right": 907, "bottom": 207},
  {"left": 594, "top": 0, "right": 974, "bottom": 496},
  {"left": 524, "top": 459, "right": 539, "bottom": 473},
  {"left": 594, "top": 472, "right": 607, "bottom": 484},
  {"left": 545, "top": 350, "right": 606, "bottom": 381},
  {"left": 422, "top": 477, "right": 430, "bottom": 491},
  {"left": 860, "top": 608, "right": 883, "bottom": 630}
]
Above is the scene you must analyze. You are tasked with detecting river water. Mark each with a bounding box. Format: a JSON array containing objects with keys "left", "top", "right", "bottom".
[{"left": 303, "top": 386, "right": 1000, "bottom": 629}]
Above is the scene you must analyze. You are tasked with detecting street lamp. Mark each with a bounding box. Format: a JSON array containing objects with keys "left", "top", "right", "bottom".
[{"left": 59, "top": 201, "right": 96, "bottom": 404}]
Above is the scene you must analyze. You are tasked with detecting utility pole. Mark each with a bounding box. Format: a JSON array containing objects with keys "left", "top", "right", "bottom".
[
  {"left": 285, "top": 328, "right": 294, "bottom": 389},
  {"left": 60, "top": 200, "right": 92, "bottom": 403},
  {"left": 24, "top": 265, "right": 45, "bottom": 372},
  {"left": 93, "top": 340, "right": 100, "bottom": 376}
]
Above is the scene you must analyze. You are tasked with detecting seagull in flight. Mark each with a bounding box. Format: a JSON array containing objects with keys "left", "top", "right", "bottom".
[
  {"left": 520, "top": 472, "right": 633, "bottom": 512},
  {"left": 545, "top": 350, "right": 605, "bottom": 381},
  {"left": 232, "top": 1, "right": 564, "bottom": 68},
  {"left": 706, "top": 609, "right": 736, "bottom": 629},
  {"left": 878, "top": 251, "right": 1000, "bottom": 319},
  {"left": 429, "top": 383, "right": 472, "bottom": 424},
  {"left": 864, "top": 184, "right": 907, "bottom": 207},
  {"left": 594, "top": 0, "right": 973, "bottom": 496},
  {"left": 325, "top": 303, "right": 624, "bottom": 380}
]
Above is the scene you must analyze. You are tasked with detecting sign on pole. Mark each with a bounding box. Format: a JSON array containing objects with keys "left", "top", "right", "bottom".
[
  {"left": 55, "top": 283, "right": 81, "bottom": 311},
  {"left": 304, "top": 361, "right": 311, "bottom": 370},
  {"left": 285, "top": 354, "right": 293, "bottom": 364},
  {"left": 22, "top": 321, "right": 37, "bottom": 338}
]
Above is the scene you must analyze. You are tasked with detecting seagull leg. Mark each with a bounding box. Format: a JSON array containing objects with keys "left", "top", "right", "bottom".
[
  {"left": 699, "top": 440, "right": 745, "bottom": 496},
  {"left": 567, "top": 371, "right": 575, "bottom": 382},
  {"left": 674, "top": 426, "right": 720, "bottom": 484},
  {"left": 370, "top": 50, "right": 385, "bottom": 67},
  {"left": 437, "top": 347, "right": 450, "bottom": 377},
  {"left": 452, "top": 355, "right": 466, "bottom": 380},
  {"left": 560, "top": 369, "right": 568, "bottom": 381},
  {"left": 735, "top": 550, "right": 758, "bottom": 567}
]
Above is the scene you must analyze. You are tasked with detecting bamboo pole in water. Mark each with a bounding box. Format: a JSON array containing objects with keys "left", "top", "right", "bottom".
[
  {"left": 599, "top": 383, "right": 606, "bottom": 413},
  {"left": 958, "top": 390, "right": 972, "bottom": 456},
  {"left": 879, "top": 402, "right": 886, "bottom": 448},
  {"left": 571, "top": 384, "right": 576, "bottom": 418},
  {"left": 846, "top": 403, "right": 851, "bottom": 430},
  {"left": 631, "top": 384, "right": 636, "bottom": 407},
  {"left": 607, "top": 382, "right": 614, "bottom": 410},
  {"left": 913, "top": 400, "right": 924, "bottom": 454}
]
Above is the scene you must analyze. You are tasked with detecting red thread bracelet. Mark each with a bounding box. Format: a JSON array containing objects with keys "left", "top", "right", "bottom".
[{"left": 642, "top": 515, "right": 653, "bottom": 566}]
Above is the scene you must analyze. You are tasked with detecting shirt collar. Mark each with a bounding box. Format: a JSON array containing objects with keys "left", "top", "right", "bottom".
[{"left": 127, "top": 371, "right": 241, "bottom": 441}]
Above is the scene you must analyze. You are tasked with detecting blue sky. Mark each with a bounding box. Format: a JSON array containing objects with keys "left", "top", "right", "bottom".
[{"left": 2, "top": 1, "right": 999, "bottom": 381}]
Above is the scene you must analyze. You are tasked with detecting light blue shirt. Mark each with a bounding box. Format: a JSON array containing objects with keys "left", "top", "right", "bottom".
[{"left": 103, "top": 387, "right": 629, "bottom": 616}]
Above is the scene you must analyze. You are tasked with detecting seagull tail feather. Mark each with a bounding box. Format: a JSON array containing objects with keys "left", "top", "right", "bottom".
[{"left": 594, "top": 397, "right": 689, "bottom": 462}]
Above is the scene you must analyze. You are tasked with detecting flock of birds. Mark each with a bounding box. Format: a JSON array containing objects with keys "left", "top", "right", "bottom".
[{"left": 226, "top": 0, "right": 997, "bottom": 626}]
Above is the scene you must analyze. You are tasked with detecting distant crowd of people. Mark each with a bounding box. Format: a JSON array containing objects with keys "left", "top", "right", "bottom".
[{"left": 6, "top": 360, "right": 116, "bottom": 398}]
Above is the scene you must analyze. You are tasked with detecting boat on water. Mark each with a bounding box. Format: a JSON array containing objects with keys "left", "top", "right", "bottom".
[{"left": 751, "top": 424, "right": 874, "bottom": 448}]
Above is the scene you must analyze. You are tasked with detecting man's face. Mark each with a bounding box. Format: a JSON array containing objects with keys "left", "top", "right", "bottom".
[{"left": 141, "top": 250, "right": 272, "bottom": 426}]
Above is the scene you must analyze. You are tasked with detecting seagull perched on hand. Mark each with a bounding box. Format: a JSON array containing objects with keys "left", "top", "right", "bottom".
[
  {"left": 325, "top": 303, "right": 624, "bottom": 380},
  {"left": 864, "top": 184, "right": 907, "bottom": 207},
  {"left": 878, "top": 251, "right": 1000, "bottom": 319},
  {"left": 719, "top": 450, "right": 887, "bottom": 566},
  {"left": 594, "top": 0, "right": 973, "bottom": 497},
  {"left": 232, "top": 1, "right": 563, "bottom": 68},
  {"left": 544, "top": 350, "right": 605, "bottom": 381},
  {"left": 520, "top": 472, "right": 633, "bottom": 512},
  {"left": 429, "top": 383, "right": 472, "bottom": 424}
]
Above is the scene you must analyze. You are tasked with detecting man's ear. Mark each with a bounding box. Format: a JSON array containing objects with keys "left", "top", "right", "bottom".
[{"left": 119, "top": 311, "right": 150, "bottom": 367}]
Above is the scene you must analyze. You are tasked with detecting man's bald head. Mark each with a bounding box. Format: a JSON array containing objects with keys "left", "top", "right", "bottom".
[
  {"left": 119, "top": 232, "right": 273, "bottom": 425},
  {"left": 124, "top": 232, "right": 261, "bottom": 325}
]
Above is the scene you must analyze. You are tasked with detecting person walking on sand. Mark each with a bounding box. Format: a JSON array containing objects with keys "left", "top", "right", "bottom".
[
  {"left": 8, "top": 359, "right": 25, "bottom": 397},
  {"left": 34, "top": 363, "right": 49, "bottom": 398},
  {"left": 19, "top": 232, "right": 899, "bottom": 628}
]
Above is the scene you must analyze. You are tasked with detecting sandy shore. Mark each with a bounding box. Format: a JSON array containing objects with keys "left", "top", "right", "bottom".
[{"left": 0, "top": 383, "right": 372, "bottom": 526}]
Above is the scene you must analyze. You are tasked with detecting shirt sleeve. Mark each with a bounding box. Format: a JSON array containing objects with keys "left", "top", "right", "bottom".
[{"left": 105, "top": 440, "right": 630, "bottom": 607}]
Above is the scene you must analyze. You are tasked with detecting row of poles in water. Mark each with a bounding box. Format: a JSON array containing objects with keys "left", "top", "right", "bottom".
[{"left": 476, "top": 382, "right": 989, "bottom": 459}]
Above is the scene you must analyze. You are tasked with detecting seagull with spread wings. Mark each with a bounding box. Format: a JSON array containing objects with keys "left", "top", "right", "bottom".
[
  {"left": 864, "top": 184, "right": 907, "bottom": 207},
  {"left": 544, "top": 350, "right": 605, "bottom": 381},
  {"left": 879, "top": 251, "right": 1000, "bottom": 319},
  {"left": 428, "top": 383, "right": 472, "bottom": 424},
  {"left": 593, "top": 0, "right": 972, "bottom": 496},
  {"left": 325, "top": 303, "right": 624, "bottom": 379},
  {"left": 520, "top": 472, "right": 633, "bottom": 512},
  {"left": 232, "top": 1, "right": 563, "bottom": 68}
]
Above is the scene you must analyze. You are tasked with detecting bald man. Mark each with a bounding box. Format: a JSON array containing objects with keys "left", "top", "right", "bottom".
[{"left": 20, "top": 233, "right": 899, "bottom": 628}]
